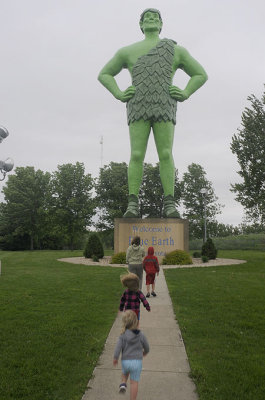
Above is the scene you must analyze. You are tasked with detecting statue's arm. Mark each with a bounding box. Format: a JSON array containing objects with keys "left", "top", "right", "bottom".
[
  {"left": 98, "top": 49, "right": 135, "bottom": 103},
  {"left": 170, "top": 46, "right": 208, "bottom": 102}
]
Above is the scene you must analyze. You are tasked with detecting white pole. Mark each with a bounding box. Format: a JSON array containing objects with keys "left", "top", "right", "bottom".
[
  {"left": 100, "top": 136, "right": 103, "bottom": 168},
  {"left": 200, "top": 189, "right": 207, "bottom": 243}
]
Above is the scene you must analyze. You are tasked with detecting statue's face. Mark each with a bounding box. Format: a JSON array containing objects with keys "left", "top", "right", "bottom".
[{"left": 140, "top": 11, "right": 162, "bottom": 34}]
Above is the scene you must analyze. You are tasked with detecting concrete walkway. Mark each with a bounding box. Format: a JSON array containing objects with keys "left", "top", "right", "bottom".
[{"left": 81, "top": 268, "right": 198, "bottom": 400}]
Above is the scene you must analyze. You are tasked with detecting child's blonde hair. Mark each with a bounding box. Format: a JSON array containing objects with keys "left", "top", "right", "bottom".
[
  {"left": 121, "top": 310, "right": 139, "bottom": 334},
  {"left": 120, "top": 272, "right": 139, "bottom": 292}
]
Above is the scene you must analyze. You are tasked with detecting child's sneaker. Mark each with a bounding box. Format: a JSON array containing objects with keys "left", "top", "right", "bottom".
[
  {"left": 151, "top": 291, "right": 157, "bottom": 297},
  {"left": 119, "top": 383, "right": 127, "bottom": 393},
  {"left": 146, "top": 292, "right": 150, "bottom": 298}
]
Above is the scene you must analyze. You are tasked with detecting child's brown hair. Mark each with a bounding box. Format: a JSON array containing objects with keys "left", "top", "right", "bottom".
[
  {"left": 131, "top": 236, "right": 141, "bottom": 245},
  {"left": 120, "top": 272, "right": 139, "bottom": 292}
]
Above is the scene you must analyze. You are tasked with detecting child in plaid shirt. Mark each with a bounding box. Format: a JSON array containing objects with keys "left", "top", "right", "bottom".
[{"left": 119, "top": 273, "right": 150, "bottom": 319}]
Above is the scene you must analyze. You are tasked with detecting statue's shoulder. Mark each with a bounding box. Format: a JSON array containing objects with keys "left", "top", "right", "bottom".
[
  {"left": 171, "top": 44, "right": 196, "bottom": 71},
  {"left": 172, "top": 43, "right": 191, "bottom": 56},
  {"left": 119, "top": 40, "right": 144, "bottom": 54},
  {"left": 112, "top": 42, "right": 140, "bottom": 64}
]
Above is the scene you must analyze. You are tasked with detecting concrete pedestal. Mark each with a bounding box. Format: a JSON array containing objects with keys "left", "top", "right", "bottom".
[{"left": 114, "top": 218, "right": 189, "bottom": 262}]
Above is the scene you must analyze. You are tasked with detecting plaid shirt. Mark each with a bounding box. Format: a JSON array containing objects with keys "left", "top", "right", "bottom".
[{"left": 119, "top": 289, "right": 151, "bottom": 313}]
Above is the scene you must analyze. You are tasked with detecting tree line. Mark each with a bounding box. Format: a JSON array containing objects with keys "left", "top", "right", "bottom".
[{"left": 0, "top": 87, "right": 264, "bottom": 250}]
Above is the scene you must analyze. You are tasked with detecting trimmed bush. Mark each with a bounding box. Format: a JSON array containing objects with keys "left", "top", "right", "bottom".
[
  {"left": 92, "top": 254, "right": 99, "bottom": 262},
  {"left": 110, "top": 252, "right": 126, "bottom": 264},
  {"left": 201, "top": 238, "right": 218, "bottom": 259},
  {"left": 83, "top": 233, "right": 104, "bottom": 259},
  {"left": 162, "top": 249, "right": 192, "bottom": 265},
  {"left": 201, "top": 255, "right": 209, "bottom": 263},
  {"left": 193, "top": 251, "right": 201, "bottom": 258}
]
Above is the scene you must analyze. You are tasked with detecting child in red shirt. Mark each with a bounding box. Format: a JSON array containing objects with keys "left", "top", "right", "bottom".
[{"left": 143, "top": 247, "right": 159, "bottom": 297}]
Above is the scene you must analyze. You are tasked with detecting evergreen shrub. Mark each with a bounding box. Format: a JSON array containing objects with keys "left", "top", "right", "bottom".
[
  {"left": 193, "top": 251, "right": 201, "bottom": 258},
  {"left": 201, "top": 238, "right": 218, "bottom": 259},
  {"left": 110, "top": 252, "right": 126, "bottom": 264},
  {"left": 83, "top": 233, "right": 104, "bottom": 259},
  {"left": 201, "top": 255, "right": 209, "bottom": 263},
  {"left": 92, "top": 254, "right": 99, "bottom": 262},
  {"left": 162, "top": 249, "right": 192, "bottom": 265}
]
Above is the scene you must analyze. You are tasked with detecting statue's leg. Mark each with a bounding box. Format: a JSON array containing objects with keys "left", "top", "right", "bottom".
[
  {"left": 153, "top": 121, "right": 179, "bottom": 218},
  {"left": 153, "top": 121, "right": 175, "bottom": 196},
  {"left": 123, "top": 120, "right": 151, "bottom": 218}
]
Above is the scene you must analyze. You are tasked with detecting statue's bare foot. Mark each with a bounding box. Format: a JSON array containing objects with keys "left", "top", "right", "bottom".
[
  {"left": 123, "top": 194, "right": 140, "bottom": 218},
  {"left": 164, "top": 195, "right": 180, "bottom": 218}
]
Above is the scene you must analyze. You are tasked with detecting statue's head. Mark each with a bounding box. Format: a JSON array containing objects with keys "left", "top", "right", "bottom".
[{"left": 139, "top": 8, "right": 163, "bottom": 34}]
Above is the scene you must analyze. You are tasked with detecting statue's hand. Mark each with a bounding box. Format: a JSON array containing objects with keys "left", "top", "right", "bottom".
[
  {"left": 169, "top": 86, "right": 189, "bottom": 102},
  {"left": 118, "top": 86, "right": 136, "bottom": 103}
]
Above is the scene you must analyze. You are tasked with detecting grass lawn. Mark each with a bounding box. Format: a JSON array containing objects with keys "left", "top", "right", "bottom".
[
  {"left": 0, "top": 250, "right": 126, "bottom": 400},
  {"left": 1, "top": 249, "right": 264, "bottom": 400},
  {"left": 164, "top": 250, "right": 265, "bottom": 400}
]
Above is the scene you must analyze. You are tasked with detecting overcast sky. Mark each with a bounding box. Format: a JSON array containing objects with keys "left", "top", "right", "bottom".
[{"left": 0, "top": 0, "right": 264, "bottom": 226}]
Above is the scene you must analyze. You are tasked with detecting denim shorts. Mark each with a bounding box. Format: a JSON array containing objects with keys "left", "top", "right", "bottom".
[{"left": 121, "top": 359, "right": 142, "bottom": 382}]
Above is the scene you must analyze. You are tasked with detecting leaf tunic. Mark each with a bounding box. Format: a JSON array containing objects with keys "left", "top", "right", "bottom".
[{"left": 127, "top": 39, "right": 177, "bottom": 125}]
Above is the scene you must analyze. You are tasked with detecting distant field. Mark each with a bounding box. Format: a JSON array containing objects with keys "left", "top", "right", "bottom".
[
  {"left": 165, "top": 250, "right": 265, "bottom": 400},
  {"left": 189, "top": 233, "right": 265, "bottom": 250}
]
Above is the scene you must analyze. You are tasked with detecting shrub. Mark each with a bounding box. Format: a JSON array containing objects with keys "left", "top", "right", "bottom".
[
  {"left": 201, "top": 238, "right": 218, "bottom": 259},
  {"left": 83, "top": 233, "right": 104, "bottom": 259},
  {"left": 201, "top": 255, "right": 209, "bottom": 263},
  {"left": 92, "top": 254, "right": 99, "bottom": 262},
  {"left": 162, "top": 249, "right": 192, "bottom": 265},
  {"left": 193, "top": 251, "right": 201, "bottom": 258},
  {"left": 110, "top": 252, "right": 126, "bottom": 264}
]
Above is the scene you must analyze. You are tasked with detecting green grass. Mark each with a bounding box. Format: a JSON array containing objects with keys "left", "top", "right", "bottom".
[
  {"left": 1, "top": 249, "right": 265, "bottom": 400},
  {"left": 164, "top": 250, "right": 265, "bottom": 400},
  {"left": 0, "top": 250, "right": 125, "bottom": 400}
]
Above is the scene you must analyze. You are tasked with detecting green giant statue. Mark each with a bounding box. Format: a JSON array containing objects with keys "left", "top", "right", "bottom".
[{"left": 98, "top": 8, "right": 208, "bottom": 218}]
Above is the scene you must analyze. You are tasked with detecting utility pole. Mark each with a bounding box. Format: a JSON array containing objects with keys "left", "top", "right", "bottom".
[
  {"left": 100, "top": 136, "right": 103, "bottom": 169},
  {"left": 200, "top": 188, "right": 207, "bottom": 243}
]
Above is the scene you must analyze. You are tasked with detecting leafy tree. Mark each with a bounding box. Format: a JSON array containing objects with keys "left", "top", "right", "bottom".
[
  {"left": 95, "top": 162, "right": 128, "bottom": 230},
  {"left": 51, "top": 162, "right": 94, "bottom": 250},
  {"left": 206, "top": 222, "right": 240, "bottom": 238},
  {"left": 231, "top": 87, "right": 265, "bottom": 225},
  {"left": 139, "top": 163, "right": 181, "bottom": 218},
  {"left": 0, "top": 166, "right": 51, "bottom": 250},
  {"left": 97, "top": 229, "right": 114, "bottom": 250},
  {"left": 181, "top": 163, "right": 223, "bottom": 239},
  {"left": 239, "top": 222, "right": 264, "bottom": 234}
]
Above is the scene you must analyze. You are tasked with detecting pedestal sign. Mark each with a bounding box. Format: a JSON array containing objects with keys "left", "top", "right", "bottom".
[{"left": 114, "top": 218, "right": 189, "bottom": 263}]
